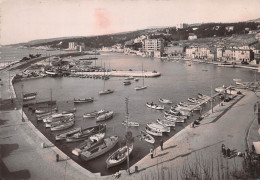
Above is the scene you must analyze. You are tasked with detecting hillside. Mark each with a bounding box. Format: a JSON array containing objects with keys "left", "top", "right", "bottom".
[{"left": 22, "top": 21, "right": 260, "bottom": 49}]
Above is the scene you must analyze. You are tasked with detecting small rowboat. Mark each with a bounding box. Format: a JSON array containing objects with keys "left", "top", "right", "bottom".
[
  {"left": 159, "top": 98, "right": 173, "bottom": 104},
  {"left": 188, "top": 97, "right": 200, "bottom": 104},
  {"left": 140, "top": 130, "right": 155, "bottom": 144},
  {"left": 122, "top": 121, "right": 139, "bottom": 127},
  {"left": 125, "top": 76, "right": 134, "bottom": 80},
  {"left": 35, "top": 107, "right": 58, "bottom": 114},
  {"left": 43, "top": 113, "right": 74, "bottom": 123},
  {"left": 83, "top": 109, "right": 105, "bottom": 118},
  {"left": 147, "top": 122, "right": 170, "bottom": 133},
  {"left": 62, "top": 108, "right": 76, "bottom": 114},
  {"left": 123, "top": 81, "right": 131, "bottom": 85},
  {"left": 146, "top": 103, "right": 164, "bottom": 110},
  {"left": 197, "top": 93, "right": 209, "bottom": 100},
  {"left": 23, "top": 92, "right": 37, "bottom": 101},
  {"left": 74, "top": 97, "right": 94, "bottom": 103},
  {"left": 134, "top": 86, "right": 147, "bottom": 90},
  {"left": 80, "top": 136, "right": 119, "bottom": 162},
  {"left": 72, "top": 132, "right": 106, "bottom": 156},
  {"left": 55, "top": 127, "right": 81, "bottom": 141},
  {"left": 157, "top": 118, "right": 175, "bottom": 127},
  {"left": 45, "top": 117, "right": 74, "bottom": 128},
  {"left": 96, "top": 111, "right": 113, "bottom": 122},
  {"left": 145, "top": 126, "right": 162, "bottom": 136},
  {"left": 106, "top": 143, "right": 134, "bottom": 168},
  {"left": 50, "top": 120, "right": 75, "bottom": 131}
]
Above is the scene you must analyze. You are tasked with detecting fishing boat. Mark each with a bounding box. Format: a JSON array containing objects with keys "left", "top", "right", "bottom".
[
  {"left": 66, "top": 124, "right": 106, "bottom": 142},
  {"left": 188, "top": 98, "right": 201, "bottom": 104},
  {"left": 83, "top": 109, "right": 105, "bottom": 118},
  {"left": 123, "top": 81, "right": 131, "bottom": 85},
  {"left": 169, "top": 108, "right": 181, "bottom": 115},
  {"left": 122, "top": 121, "right": 139, "bottom": 127},
  {"left": 74, "top": 97, "right": 94, "bottom": 103},
  {"left": 55, "top": 127, "right": 81, "bottom": 141},
  {"left": 23, "top": 92, "right": 37, "bottom": 101},
  {"left": 35, "top": 107, "right": 58, "bottom": 114},
  {"left": 43, "top": 113, "right": 74, "bottom": 123},
  {"left": 145, "top": 126, "right": 162, "bottom": 136},
  {"left": 147, "top": 122, "right": 170, "bottom": 133},
  {"left": 134, "top": 78, "right": 139, "bottom": 81},
  {"left": 157, "top": 118, "right": 175, "bottom": 127},
  {"left": 36, "top": 112, "right": 59, "bottom": 119},
  {"left": 159, "top": 98, "right": 173, "bottom": 104},
  {"left": 146, "top": 103, "right": 164, "bottom": 110},
  {"left": 72, "top": 132, "right": 105, "bottom": 156},
  {"left": 96, "top": 111, "right": 113, "bottom": 122},
  {"left": 45, "top": 117, "right": 74, "bottom": 128},
  {"left": 140, "top": 130, "right": 155, "bottom": 144},
  {"left": 50, "top": 120, "right": 75, "bottom": 131},
  {"left": 106, "top": 143, "right": 134, "bottom": 168},
  {"left": 197, "top": 93, "right": 209, "bottom": 100},
  {"left": 171, "top": 107, "right": 191, "bottom": 116},
  {"left": 215, "top": 85, "right": 226, "bottom": 93},
  {"left": 80, "top": 136, "right": 119, "bottom": 161},
  {"left": 135, "top": 64, "right": 147, "bottom": 90}
]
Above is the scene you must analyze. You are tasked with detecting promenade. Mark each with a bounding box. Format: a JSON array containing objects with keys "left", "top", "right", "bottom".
[{"left": 1, "top": 64, "right": 259, "bottom": 179}]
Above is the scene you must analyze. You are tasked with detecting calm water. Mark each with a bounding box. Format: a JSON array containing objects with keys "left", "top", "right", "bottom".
[{"left": 12, "top": 52, "right": 256, "bottom": 175}]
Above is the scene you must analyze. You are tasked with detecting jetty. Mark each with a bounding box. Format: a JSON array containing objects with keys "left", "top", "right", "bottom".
[{"left": 74, "top": 70, "right": 161, "bottom": 77}]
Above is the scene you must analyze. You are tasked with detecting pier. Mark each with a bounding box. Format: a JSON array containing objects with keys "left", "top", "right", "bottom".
[{"left": 74, "top": 70, "right": 161, "bottom": 77}]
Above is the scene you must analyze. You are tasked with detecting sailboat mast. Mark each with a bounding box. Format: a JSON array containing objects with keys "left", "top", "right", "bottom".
[
  {"left": 125, "top": 98, "right": 130, "bottom": 173},
  {"left": 142, "top": 63, "right": 144, "bottom": 87}
]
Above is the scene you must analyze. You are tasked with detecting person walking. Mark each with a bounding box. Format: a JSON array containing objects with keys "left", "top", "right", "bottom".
[
  {"left": 160, "top": 139, "right": 164, "bottom": 151},
  {"left": 226, "top": 148, "right": 231, "bottom": 158},
  {"left": 150, "top": 147, "right": 154, "bottom": 159}
]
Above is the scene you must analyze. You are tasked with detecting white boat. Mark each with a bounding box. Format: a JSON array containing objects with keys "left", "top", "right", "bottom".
[
  {"left": 188, "top": 98, "right": 200, "bottom": 104},
  {"left": 66, "top": 124, "right": 106, "bottom": 142},
  {"left": 96, "top": 111, "right": 113, "bottom": 121},
  {"left": 159, "top": 98, "right": 173, "bottom": 104},
  {"left": 122, "top": 121, "right": 139, "bottom": 127},
  {"left": 43, "top": 113, "right": 74, "bottom": 123},
  {"left": 74, "top": 97, "right": 94, "bottom": 103},
  {"left": 147, "top": 122, "right": 170, "bottom": 133},
  {"left": 157, "top": 118, "right": 175, "bottom": 127},
  {"left": 62, "top": 108, "right": 76, "bottom": 114},
  {"left": 146, "top": 103, "right": 164, "bottom": 110},
  {"left": 106, "top": 143, "right": 134, "bottom": 168},
  {"left": 80, "top": 136, "right": 119, "bottom": 161},
  {"left": 83, "top": 109, "right": 105, "bottom": 118},
  {"left": 197, "top": 93, "right": 209, "bottom": 100},
  {"left": 145, "top": 126, "right": 162, "bottom": 136},
  {"left": 45, "top": 117, "right": 74, "bottom": 128},
  {"left": 45, "top": 70, "right": 57, "bottom": 75},
  {"left": 134, "top": 78, "right": 139, "bottom": 81},
  {"left": 135, "top": 64, "right": 147, "bottom": 90},
  {"left": 99, "top": 89, "right": 114, "bottom": 95},
  {"left": 55, "top": 127, "right": 81, "bottom": 141},
  {"left": 123, "top": 81, "right": 131, "bottom": 85},
  {"left": 140, "top": 130, "right": 155, "bottom": 144},
  {"left": 215, "top": 85, "right": 226, "bottom": 93},
  {"left": 72, "top": 132, "right": 105, "bottom": 156},
  {"left": 23, "top": 95, "right": 36, "bottom": 101},
  {"left": 35, "top": 107, "right": 58, "bottom": 114},
  {"left": 50, "top": 120, "right": 75, "bottom": 131}
]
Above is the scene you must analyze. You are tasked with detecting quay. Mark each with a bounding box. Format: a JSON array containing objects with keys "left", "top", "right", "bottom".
[
  {"left": 0, "top": 60, "right": 259, "bottom": 179},
  {"left": 74, "top": 70, "right": 161, "bottom": 77}
]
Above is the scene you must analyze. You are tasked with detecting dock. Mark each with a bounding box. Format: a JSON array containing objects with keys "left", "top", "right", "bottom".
[{"left": 74, "top": 70, "right": 161, "bottom": 77}]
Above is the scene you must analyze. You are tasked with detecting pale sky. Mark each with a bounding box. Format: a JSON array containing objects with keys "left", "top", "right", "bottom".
[{"left": 1, "top": 0, "right": 260, "bottom": 45}]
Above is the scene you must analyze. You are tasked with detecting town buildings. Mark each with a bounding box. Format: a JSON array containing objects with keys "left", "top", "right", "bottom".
[
  {"left": 142, "top": 38, "right": 165, "bottom": 57},
  {"left": 188, "top": 33, "right": 197, "bottom": 40},
  {"left": 176, "top": 23, "right": 188, "bottom": 29}
]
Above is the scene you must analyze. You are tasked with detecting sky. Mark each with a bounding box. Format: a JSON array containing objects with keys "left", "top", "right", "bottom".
[{"left": 1, "top": 0, "right": 260, "bottom": 45}]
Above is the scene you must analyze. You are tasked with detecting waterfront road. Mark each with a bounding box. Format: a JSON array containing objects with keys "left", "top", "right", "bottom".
[{"left": 1, "top": 65, "right": 259, "bottom": 179}]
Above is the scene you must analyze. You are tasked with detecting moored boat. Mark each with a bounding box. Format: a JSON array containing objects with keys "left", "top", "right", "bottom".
[
  {"left": 50, "top": 120, "right": 75, "bottom": 131},
  {"left": 147, "top": 122, "right": 170, "bottom": 133},
  {"left": 159, "top": 98, "right": 173, "bottom": 104},
  {"left": 122, "top": 121, "right": 139, "bottom": 127},
  {"left": 45, "top": 117, "right": 74, "bottom": 128},
  {"left": 83, "top": 109, "right": 105, "bottom": 118},
  {"left": 35, "top": 107, "right": 58, "bottom": 114},
  {"left": 125, "top": 76, "right": 134, "bottom": 80},
  {"left": 145, "top": 126, "right": 162, "bottom": 136},
  {"left": 74, "top": 97, "right": 94, "bottom": 103},
  {"left": 66, "top": 124, "right": 106, "bottom": 142},
  {"left": 72, "top": 132, "right": 105, "bottom": 156},
  {"left": 80, "top": 136, "right": 119, "bottom": 161},
  {"left": 140, "top": 130, "right": 155, "bottom": 144},
  {"left": 62, "top": 108, "right": 76, "bottom": 114},
  {"left": 123, "top": 81, "right": 131, "bottom": 85},
  {"left": 146, "top": 102, "right": 164, "bottom": 110},
  {"left": 157, "top": 118, "right": 175, "bottom": 127},
  {"left": 23, "top": 92, "right": 37, "bottom": 101},
  {"left": 106, "top": 143, "right": 134, "bottom": 168},
  {"left": 99, "top": 89, "right": 114, "bottom": 95},
  {"left": 55, "top": 127, "right": 81, "bottom": 141},
  {"left": 96, "top": 111, "right": 113, "bottom": 122},
  {"left": 43, "top": 113, "right": 74, "bottom": 123}
]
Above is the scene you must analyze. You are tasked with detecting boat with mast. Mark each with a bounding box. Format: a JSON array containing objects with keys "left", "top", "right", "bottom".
[
  {"left": 99, "top": 63, "right": 114, "bottom": 95},
  {"left": 135, "top": 64, "right": 147, "bottom": 90}
]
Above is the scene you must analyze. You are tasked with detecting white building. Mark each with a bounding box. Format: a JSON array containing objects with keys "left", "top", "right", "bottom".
[
  {"left": 176, "top": 23, "right": 188, "bottom": 29},
  {"left": 188, "top": 33, "right": 197, "bottom": 40},
  {"left": 142, "top": 38, "right": 164, "bottom": 57},
  {"left": 68, "top": 42, "right": 78, "bottom": 50}
]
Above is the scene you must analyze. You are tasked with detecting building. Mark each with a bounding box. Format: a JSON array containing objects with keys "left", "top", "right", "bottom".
[
  {"left": 256, "top": 33, "right": 260, "bottom": 41},
  {"left": 188, "top": 33, "right": 197, "bottom": 40},
  {"left": 176, "top": 23, "right": 188, "bottom": 29},
  {"left": 252, "top": 43, "right": 260, "bottom": 64},
  {"left": 68, "top": 42, "right": 78, "bottom": 50},
  {"left": 164, "top": 45, "right": 185, "bottom": 57},
  {"left": 225, "top": 26, "right": 234, "bottom": 32},
  {"left": 222, "top": 48, "right": 252, "bottom": 63},
  {"left": 142, "top": 38, "right": 164, "bottom": 57}
]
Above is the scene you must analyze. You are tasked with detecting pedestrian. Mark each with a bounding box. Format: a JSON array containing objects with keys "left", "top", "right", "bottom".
[
  {"left": 223, "top": 147, "right": 227, "bottom": 157},
  {"left": 221, "top": 144, "right": 225, "bottom": 154},
  {"left": 150, "top": 147, "right": 154, "bottom": 159},
  {"left": 160, "top": 139, "right": 164, "bottom": 151},
  {"left": 226, "top": 148, "right": 231, "bottom": 158}
]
